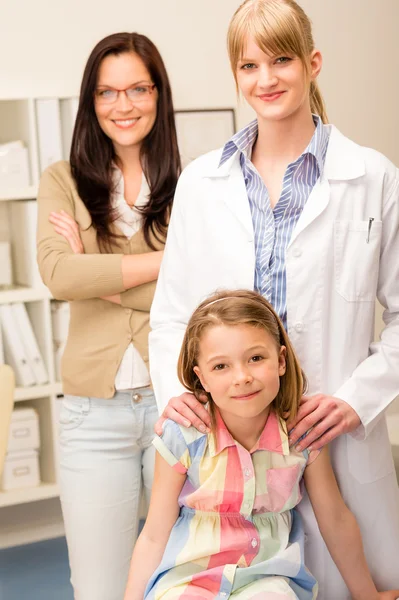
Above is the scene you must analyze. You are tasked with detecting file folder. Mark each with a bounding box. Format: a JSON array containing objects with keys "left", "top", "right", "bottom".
[
  {"left": 0, "top": 305, "right": 36, "bottom": 387},
  {"left": 12, "top": 303, "right": 49, "bottom": 385},
  {"left": 35, "top": 98, "right": 63, "bottom": 172}
]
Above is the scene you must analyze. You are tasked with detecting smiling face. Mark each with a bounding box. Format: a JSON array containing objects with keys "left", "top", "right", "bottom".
[
  {"left": 236, "top": 36, "right": 321, "bottom": 124},
  {"left": 193, "top": 323, "right": 286, "bottom": 423},
  {"left": 94, "top": 51, "right": 158, "bottom": 155}
]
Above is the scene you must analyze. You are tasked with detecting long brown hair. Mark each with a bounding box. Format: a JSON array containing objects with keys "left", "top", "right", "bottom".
[
  {"left": 228, "top": 0, "right": 328, "bottom": 123},
  {"left": 178, "top": 289, "right": 307, "bottom": 426},
  {"left": 70, "top": 32, "right": 181, "bottom": 250}
]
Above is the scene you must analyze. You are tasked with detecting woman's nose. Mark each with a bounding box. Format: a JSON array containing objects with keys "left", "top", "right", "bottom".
[
  {"left": 257, "top": 65, "right": 278, "bottom": 89},
  {"left": 115, "top": 90, "right": 133, "bottom": 111}
]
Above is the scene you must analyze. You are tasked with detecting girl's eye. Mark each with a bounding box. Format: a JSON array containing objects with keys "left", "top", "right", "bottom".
[
  {"left": 213, "top": 364, "right": 226, "bottom": 371},
  {"left": 240, "top": 63, "right": 256, "bottom": 70},
  {"left": 275, "top": 56, "right": 292, "bottom": 64},
  {"left": 250, "top": 355, "right": 264, "bottom": 363}
]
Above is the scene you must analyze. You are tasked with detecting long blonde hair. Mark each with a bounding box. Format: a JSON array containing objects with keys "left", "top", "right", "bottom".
[
  {"left": 227, "top": 0, "right": 328, "bottom": 123},
  {"left": 178, "top": 290, "right": 307, "bottom": 426}
]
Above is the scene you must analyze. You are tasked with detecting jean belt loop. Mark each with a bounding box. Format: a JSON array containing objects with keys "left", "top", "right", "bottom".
[{"left": 81, "top": 397, "right": 90, "bottom": 416}]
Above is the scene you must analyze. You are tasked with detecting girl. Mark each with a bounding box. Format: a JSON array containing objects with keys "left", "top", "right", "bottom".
[
  {"left": 125, "top": 290, "right": 399, "bottom": 600},
  {"left": 149, "top": 1, "right": 399, "bottom": 597},
  {"left": 37, "top": 32, "right": 180, "bottom": 600}
]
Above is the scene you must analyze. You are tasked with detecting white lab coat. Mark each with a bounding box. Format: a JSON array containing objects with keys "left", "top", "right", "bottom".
[{"left": 149, "top": 125, "right": 399, "bottom": 599}]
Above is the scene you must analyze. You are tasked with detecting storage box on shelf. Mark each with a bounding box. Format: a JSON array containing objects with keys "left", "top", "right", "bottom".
[
  {"left": 1, "top": 406, "right": 41, "bottom": 494},
  {"left": 0, "top": 96, "right": 78, "bottom": 549}
]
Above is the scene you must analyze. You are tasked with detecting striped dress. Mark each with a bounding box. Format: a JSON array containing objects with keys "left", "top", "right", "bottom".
[{"left": 145, "top": 410, "right": 318, "bottom": 599}]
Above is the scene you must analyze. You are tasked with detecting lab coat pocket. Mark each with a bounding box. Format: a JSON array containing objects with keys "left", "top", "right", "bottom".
[
  {"left": 347, "top": 420, "right": 394, "bottom": 484},
  {"left": 334, "top": 220, "right": 382, "bottom": 301}
]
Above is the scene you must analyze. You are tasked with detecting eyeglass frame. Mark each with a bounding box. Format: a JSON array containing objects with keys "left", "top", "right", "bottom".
[{"left": 94, "top": 83, "right": 157, "bottom": 104}]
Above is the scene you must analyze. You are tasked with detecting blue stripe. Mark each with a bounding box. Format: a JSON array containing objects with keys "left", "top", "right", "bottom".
[{"left": 219, "top": 116, "right": 330, "bottom": 329}]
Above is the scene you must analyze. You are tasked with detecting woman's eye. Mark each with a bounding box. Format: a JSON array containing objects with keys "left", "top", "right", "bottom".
[
  {"left": 240, "top": 63, "right": 256, "bottom": 70},
  {"left": 275, "top": 56, "right": 292, "bottom": 64}
]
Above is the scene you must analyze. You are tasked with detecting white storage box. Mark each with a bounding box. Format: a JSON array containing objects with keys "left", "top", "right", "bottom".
[
  {"left": 0, "top": 141, "right": 30, "bottom": 190},
  {"left": 51, "top": 301, "right": 70, "bottom": 345},
  {"left": 7, "top": 407, "right": 40, "bottom": 453},
  {"left": 1, "top": 449, "right": 40, "bottom": 491}
]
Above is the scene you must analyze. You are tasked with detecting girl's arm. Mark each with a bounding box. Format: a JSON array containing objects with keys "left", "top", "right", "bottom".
[
  {"left": 304, "top": 448, "right": 399, "bottom": 600},
  {"left": 123, "top": 452, "right": 186, "bottom": 600}
]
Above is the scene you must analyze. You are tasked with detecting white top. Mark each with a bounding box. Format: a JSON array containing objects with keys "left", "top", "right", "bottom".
[{"left": 112, "top": 168, "right": 151, "bottom": 391}]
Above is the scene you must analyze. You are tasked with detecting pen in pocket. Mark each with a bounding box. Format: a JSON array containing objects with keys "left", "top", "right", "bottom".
[{"left": 366, "top": 217, "right": 374, "bottom": 243}]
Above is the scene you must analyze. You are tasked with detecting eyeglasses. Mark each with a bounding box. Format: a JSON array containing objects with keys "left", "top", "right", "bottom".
[{"left": 95, "top": 83, "right": 156, "bottom": 104}]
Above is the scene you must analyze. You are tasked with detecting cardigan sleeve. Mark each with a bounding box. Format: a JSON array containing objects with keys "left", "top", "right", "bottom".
[{"left": 37, "top": 162, "right": 126, "bottom": 301}]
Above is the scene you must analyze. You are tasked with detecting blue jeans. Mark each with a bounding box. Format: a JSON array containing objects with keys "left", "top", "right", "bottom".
[{"left": 58, "top": 387, "right": 158, "bottom": 600}]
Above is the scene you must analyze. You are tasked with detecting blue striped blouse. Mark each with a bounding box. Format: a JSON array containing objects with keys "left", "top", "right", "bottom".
[{"left": 219, "top": 115, "right": 330, "bottom": 329}]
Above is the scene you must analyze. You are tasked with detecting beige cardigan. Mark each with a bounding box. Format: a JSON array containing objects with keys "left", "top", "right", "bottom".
[{"left": 37, "top": 161, "right": 165, "bottom": 398}]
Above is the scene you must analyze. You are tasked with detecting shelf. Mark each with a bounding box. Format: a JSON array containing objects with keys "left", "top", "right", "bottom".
[
  {"left": 0, "top": 285, "right": 51, "bottom": 304},
  {"left": 14, "top": 382, "right": 63, "bottom": 402},
  {"left": 0, "top": 185, "right": 38, "bottom": 202},
  {"left": 0, "top": 482, "right": 59, "bottom": 508}
]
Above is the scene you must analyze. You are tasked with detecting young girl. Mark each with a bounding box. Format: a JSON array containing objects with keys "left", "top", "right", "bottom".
[{"left": 125, "top": 290, "right": 399, "bottom": 600}]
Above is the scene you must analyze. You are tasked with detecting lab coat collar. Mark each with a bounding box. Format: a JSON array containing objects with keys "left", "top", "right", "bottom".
[{"left": 203, "top": 125, "right": 365, "bottom": 182}]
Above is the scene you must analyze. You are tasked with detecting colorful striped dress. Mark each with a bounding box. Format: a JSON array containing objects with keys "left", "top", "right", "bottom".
[{"left": 145, "top": 410, "right": 318, "bottom": 600}]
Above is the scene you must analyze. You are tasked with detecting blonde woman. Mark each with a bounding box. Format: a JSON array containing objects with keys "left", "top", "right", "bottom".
[{"left": 149, "top": 1, "right": 399, "bottom": 599}]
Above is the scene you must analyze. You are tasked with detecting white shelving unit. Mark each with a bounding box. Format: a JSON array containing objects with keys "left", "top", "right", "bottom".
[{"left": 0, "top": 96, "right": 77, "bottom": 549}]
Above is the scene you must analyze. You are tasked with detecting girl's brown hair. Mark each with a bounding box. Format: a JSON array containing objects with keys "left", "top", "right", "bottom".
[
  {"left": 70, "top": 32, "right": 181, "bottom": 250},
  {"left": 227, "top": 0, "right": 328, "bottom": 123},
  {"left": 178, "top": 289, "right": 306, "bottom": 425}
]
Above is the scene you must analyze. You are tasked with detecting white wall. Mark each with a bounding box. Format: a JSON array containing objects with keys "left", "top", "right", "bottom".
[
  {"left": 1, "top": 0, "right": 398, "bottom": 392},
  {"left": 2, "top": 0, "right": 399, "bottom": 163}
]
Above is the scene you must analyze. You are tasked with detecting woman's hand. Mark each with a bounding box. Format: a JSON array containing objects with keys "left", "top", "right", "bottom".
[
  {"left": 154, "top": 392, "right": 211, "bottom": 436},
  {"left": 287, "top": 394, "right": 361, "bottom": 451},
  {"left": 49, "top": 210, "right": 84, "bottom": 254}
]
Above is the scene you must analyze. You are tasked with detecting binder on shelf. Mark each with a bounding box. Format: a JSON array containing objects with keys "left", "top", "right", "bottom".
[
  {"left": 0, "top": 304, "right": 36, "bottom": 387},
  {"left": 0, "top": 241, "right": 13, "bottom": 286},
  {"left": 35, "top": 98, "right": 63, "bottom": 173},
  {"left": 60, "top": 97, "right": 79, "bottom": 161},
  {"left": 12, "top": 303, "right": 49, "bottom": 384},
  {"left": 9, "top": 200, "right": 47, "bottom": 289}
]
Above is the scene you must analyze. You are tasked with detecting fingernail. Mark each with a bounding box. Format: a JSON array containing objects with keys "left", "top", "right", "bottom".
[
  {"left": 289, "top": 438, "right": 294, "bottom": 446},
  {"left": 199, "top": 425, "right": 207, "bottom": 433},
  {"left": 296, "top": 445, "right": 302, "bottom": 452},
  {"left": 308, "top": 446, "right": 313, "bottom": 452},
  {"left": 183, "top": 420, "right": 190, "bottom": 427}
]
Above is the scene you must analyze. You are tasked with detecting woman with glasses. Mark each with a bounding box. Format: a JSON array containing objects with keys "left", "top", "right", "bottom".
[{"left": 37, "top": 32, "right": 180, "bottom": 600}]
